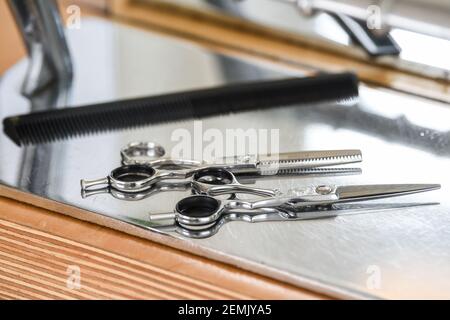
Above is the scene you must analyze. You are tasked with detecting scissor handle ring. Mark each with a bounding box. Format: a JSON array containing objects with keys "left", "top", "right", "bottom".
[
  {"left": 192, "top": 168, "right": 236, "bottom": 185},
  {"left": 109, "top": 188, "right": 152, "bottom": 201},
  {"left": 121, "top": 141, "right": 166, "bottom": 165},
  {"left": 175, "top": 195, "right": 223, "bottom": 227},
  {"left": 109, "top": 164, "right": 157, "bottom": 192},
  {"left": 175, "top": 222, "right": 222, "bottom": 238}
]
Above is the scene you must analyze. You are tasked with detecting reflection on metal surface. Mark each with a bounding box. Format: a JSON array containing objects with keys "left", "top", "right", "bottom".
[
  {"left": 1, "top": 18, "right": 450, "bottom": 299},
  {"left": 17, "top": 80, "right": 72, "bottom": 195},
  {"left": 277, "top": 0, "right": 450, "bottom": 40},
  {"left": 328, "top": 12, "right": 401, "bottom": 57},
  {"left": 175, "top": 0, "right": 450, "bottom": 79},
  {"left": 7, "top": 0, "right": 73, "bottom": 95},
  {"left": 301, "top": 103, "right": 450, "bottom": 156}
]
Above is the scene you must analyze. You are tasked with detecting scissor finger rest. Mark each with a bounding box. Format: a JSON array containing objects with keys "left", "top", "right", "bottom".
[{"left": 121, "top": 141, "right": 166, "bottom": 164}]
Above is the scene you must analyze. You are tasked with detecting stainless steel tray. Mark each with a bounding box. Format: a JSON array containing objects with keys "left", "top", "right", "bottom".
[{"left": 1, "top": 17, "right": 449, "bottom": 299}]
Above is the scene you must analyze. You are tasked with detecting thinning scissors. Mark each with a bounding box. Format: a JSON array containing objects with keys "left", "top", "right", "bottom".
[
  {"left": 120, "top": 141, "right": 363, "bottom": 172},
  {"left": 121, "top": 141, "right": 201, "bottom": 169},
  {"left": 146, "top": 183, "right": 440, "bottom": 238},
  {"left": 81, "top": 149, "right": 363, "bottom": 194}
]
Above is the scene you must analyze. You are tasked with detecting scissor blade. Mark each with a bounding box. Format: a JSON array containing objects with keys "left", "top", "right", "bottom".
[
  {"left": 258, "top": 149, "right": 362, "bottom": 170},
  {"left": 236, "top": 167, "right": 361, "bottom": 183},
  {"left": 284, "top": 201, "right": 439, "bottom": 220},
  {"left": 336, "top": 184, "right": 441, "bottom": 202}
]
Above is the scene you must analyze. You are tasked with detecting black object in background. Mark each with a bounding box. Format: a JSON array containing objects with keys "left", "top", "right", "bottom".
[
  {"left": 3, "top": 72, "right": 359, "bottom": 146},
  {"left": 331, "top": 14, "right": 401, "bottom": 57}
]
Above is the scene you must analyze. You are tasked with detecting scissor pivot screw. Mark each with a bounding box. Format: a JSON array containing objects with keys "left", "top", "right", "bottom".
[{"left": 316, "top": 185, "right": 332, "bottom": 195}]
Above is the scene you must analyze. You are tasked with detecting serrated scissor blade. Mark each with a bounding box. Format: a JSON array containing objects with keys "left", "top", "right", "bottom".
[{"left": 257, "top": 149, "right": 362, "bottom": 171}]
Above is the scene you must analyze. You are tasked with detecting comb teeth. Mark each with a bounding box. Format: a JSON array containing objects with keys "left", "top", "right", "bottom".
[
  {"left": 2, "top": 73, "right": 359, "bottom": 146},
  {"left": 3, "top": 95, "right": 194, "bottom": 146}
]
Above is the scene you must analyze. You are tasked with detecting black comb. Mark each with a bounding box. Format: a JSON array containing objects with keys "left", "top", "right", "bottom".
[{"left": 3, "top": 73, "right": 358, "bottom": 145}]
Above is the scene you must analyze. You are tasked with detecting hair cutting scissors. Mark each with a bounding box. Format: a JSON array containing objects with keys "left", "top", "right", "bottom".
[
  {"left": 120, "top": 141, "right": 363, "bottom": 172},
  {"left": 146, "top": 183, "right": 440, "bottom": 238}
]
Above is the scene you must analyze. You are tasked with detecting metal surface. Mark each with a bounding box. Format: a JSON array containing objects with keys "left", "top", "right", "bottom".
[{"left": 1, "top": 18, "right": 450, "bottom": 299}]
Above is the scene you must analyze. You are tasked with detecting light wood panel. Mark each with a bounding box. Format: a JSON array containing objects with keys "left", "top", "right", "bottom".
[
  {"left": 0, "top": 0, "right": 25, "bottom": 75},
  {"left": 0, "top": 196, "right": 327, "bottom": 300}
]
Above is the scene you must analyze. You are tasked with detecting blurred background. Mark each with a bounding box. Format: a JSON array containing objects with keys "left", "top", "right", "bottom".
[{"left": 1, "top": 0, "right": 449, "bottom": 95}]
